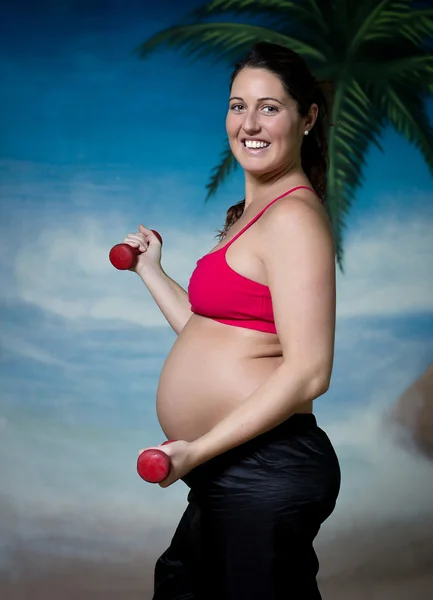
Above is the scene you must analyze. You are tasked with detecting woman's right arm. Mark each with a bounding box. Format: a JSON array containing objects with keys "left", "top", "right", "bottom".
[
  {"left": 123, "top": 225, "right": 193, "bottom": 335},
  {"left": 138, "top": 265, "right": 192, "bottom": 335}
]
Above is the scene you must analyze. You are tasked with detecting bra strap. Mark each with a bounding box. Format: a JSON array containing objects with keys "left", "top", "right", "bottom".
[{"left": 224, "top": 185, "right": 316, "bottom": 248}]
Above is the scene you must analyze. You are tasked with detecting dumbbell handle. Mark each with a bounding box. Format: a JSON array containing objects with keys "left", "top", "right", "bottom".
[
  {"left": 136, "top": 440, "right": 176, "bottom": 484},
  {"left": 109, "top": 230, "right": 162, "bottom": 270}
]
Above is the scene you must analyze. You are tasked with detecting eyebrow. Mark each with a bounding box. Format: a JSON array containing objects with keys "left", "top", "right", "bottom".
[{"left": 229, "top": 96, "right": 285, "bottom": 105}]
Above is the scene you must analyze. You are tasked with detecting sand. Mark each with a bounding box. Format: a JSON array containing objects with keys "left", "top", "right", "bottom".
[{"left": 2, "top": 515, "right": 433, "bottom": 599}]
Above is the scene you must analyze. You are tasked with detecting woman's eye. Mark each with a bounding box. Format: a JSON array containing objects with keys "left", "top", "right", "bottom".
[{"left": 230, "top": 104, "right": 278, "bottom": 113}]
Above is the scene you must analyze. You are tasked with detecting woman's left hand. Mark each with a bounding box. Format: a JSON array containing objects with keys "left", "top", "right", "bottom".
[{"left": 138, "top": 440, "right": 198, "bottom": 488}]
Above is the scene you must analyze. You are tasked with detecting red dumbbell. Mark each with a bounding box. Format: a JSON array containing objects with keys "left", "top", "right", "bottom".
[
  {"left": 137, "top": 440, "right": 176, "bottom": 484},
  {"left": 109, "top": 230, "right": 163, "bottom": 270}
]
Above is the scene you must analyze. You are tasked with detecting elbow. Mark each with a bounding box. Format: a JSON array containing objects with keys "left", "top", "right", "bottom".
[
  {"left": 282, "top": 362, "right": 332, "bottom": 403},
  {"left": 302, "top": 372, "right": 330, "bottom": 400},
  {"left": 309, "top": 365, "right": 332, "bottom": 398},
  {"left": 314, "top": 375, "right": 330, "bottom": 397},
  {"left": 283, "top": 361, "right": 331, "bottom": 399},
  {"left": 307, "top": 353, "right": 333, "bottom": 397}
]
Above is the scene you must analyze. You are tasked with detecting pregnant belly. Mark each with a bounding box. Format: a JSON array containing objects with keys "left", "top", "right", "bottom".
[{"left": 156, "top": 315, "right": 283, "bottom": 441}]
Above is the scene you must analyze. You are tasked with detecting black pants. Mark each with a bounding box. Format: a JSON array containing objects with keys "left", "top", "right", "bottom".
[{"left": 153, "top": 414, "right": 341, "bottom": 600}]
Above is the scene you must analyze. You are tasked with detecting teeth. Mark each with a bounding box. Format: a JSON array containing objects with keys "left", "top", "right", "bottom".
[{"left": 244, "top": 140, "right": 270, "bottom": 149}]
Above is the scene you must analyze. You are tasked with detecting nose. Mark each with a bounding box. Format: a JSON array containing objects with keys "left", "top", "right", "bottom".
[{"left": 242, "top": 109, "right": 261, "bottom": 134}]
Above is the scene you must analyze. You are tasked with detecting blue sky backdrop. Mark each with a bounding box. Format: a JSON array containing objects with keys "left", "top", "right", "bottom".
[{"left": 1, "top": 0, "right": 433, "bottom": 595}]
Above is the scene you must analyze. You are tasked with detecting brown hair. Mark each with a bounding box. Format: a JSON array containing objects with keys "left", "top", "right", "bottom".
[{"left": 216, "top": 41, "right": 333, "bottom": 241}]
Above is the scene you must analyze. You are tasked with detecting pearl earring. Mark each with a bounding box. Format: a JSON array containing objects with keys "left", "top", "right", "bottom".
[{"left": 304, "top": 130, "right": 309, "bottom": 136}]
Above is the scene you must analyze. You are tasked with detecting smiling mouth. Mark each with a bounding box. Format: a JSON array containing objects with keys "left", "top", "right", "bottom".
[{"left": 242, "top": 140, "right": 271, "bottom": 152}]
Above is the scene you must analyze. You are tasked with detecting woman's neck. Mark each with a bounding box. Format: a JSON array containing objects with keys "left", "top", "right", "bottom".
[{"left": 243, "top": 163, "right": 308, "bottom": 211}]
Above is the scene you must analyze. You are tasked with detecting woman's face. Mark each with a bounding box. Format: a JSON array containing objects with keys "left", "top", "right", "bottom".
[{"left": 226, "top": 67, "right": 315, "bottom": 176}]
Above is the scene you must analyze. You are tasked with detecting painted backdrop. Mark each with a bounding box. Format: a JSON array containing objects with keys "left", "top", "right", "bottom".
[{"left": 1, "top": 1, "right": 432, "bottom": 598}]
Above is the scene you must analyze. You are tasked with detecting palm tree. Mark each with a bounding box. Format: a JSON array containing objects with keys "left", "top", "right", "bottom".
[{"left": 134, "top": 0, "right": 433, "bottom": 269}]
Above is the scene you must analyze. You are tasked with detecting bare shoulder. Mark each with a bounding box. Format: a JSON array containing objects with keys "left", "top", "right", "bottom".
[
  {"left": 258, "top": 189, "right": 335, "bottom": 258},
  {"left": 262, "top": 188, "right": 332, "bottom": 233}
]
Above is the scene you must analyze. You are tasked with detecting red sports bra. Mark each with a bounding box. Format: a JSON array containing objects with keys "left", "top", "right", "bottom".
[{"left": 188, "top": 186, "right": 317, "bottom": 334}]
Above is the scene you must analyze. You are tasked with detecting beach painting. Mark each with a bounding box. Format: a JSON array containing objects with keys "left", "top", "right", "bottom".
[{"left": 1, "top": 1, "right": 432, "bottom": 598}]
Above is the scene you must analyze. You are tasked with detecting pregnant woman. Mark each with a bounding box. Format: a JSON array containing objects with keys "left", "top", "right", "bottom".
[{"left": 124, "top": 42, "right": 341, "bottom": 600}]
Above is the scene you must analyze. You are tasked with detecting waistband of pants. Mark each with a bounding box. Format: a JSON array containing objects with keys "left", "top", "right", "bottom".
[
  {"left": 227, "top": 413, "right": 318, "bottom": 456},
  {"left": 250, "top": 413, "right": 318, "bottom": 443},
  {"left": 183, "top": 413, "right": 319, "bottom": 487}
]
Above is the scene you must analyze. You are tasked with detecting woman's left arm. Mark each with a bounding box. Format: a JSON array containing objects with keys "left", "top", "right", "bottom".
[{"left": 191, "top": 198, "right": 336, "bottom": 465}]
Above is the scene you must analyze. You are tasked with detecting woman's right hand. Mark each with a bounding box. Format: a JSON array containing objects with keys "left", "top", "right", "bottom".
[{"left": 123, "top": 224, "right": 163, "bottom": 274}]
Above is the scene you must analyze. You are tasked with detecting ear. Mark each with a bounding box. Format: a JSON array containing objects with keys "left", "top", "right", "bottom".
[{"left": 305, "top": 103, "right": 319, "bottom": 131}]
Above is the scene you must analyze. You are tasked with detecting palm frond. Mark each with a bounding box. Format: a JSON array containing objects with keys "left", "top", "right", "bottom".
[
  {"left": 328, "top": 78, "right": 385, "bottom": 269},
  {"left": 134, "top": 22, "right": 327, "bottom": 65},
  {"left": 205, "top": 141, "right": 238, "bottom": 201},
  {"left": 380, "top": 85, "right": 433, "bottom": 172},
  {"left": 189, "top": 0, "right": 310, "bottom": 22},
  {"left": 187, "top": 0, "right": 327, "bottom": 34},
  {"left": 348, "top": 0, "right": 412, "bottom": 54},
  {"left": 364, "top": 8, "right": 433, "bottom": 45},
  {"left": 306, "top": 0, "right": 335, "bottom": 34},
  {"left": 363, "top": 53, "right": 433, "bottom": 93},
  {"left": 397, "top": 9, "right": 433, "bottom": 45}
]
